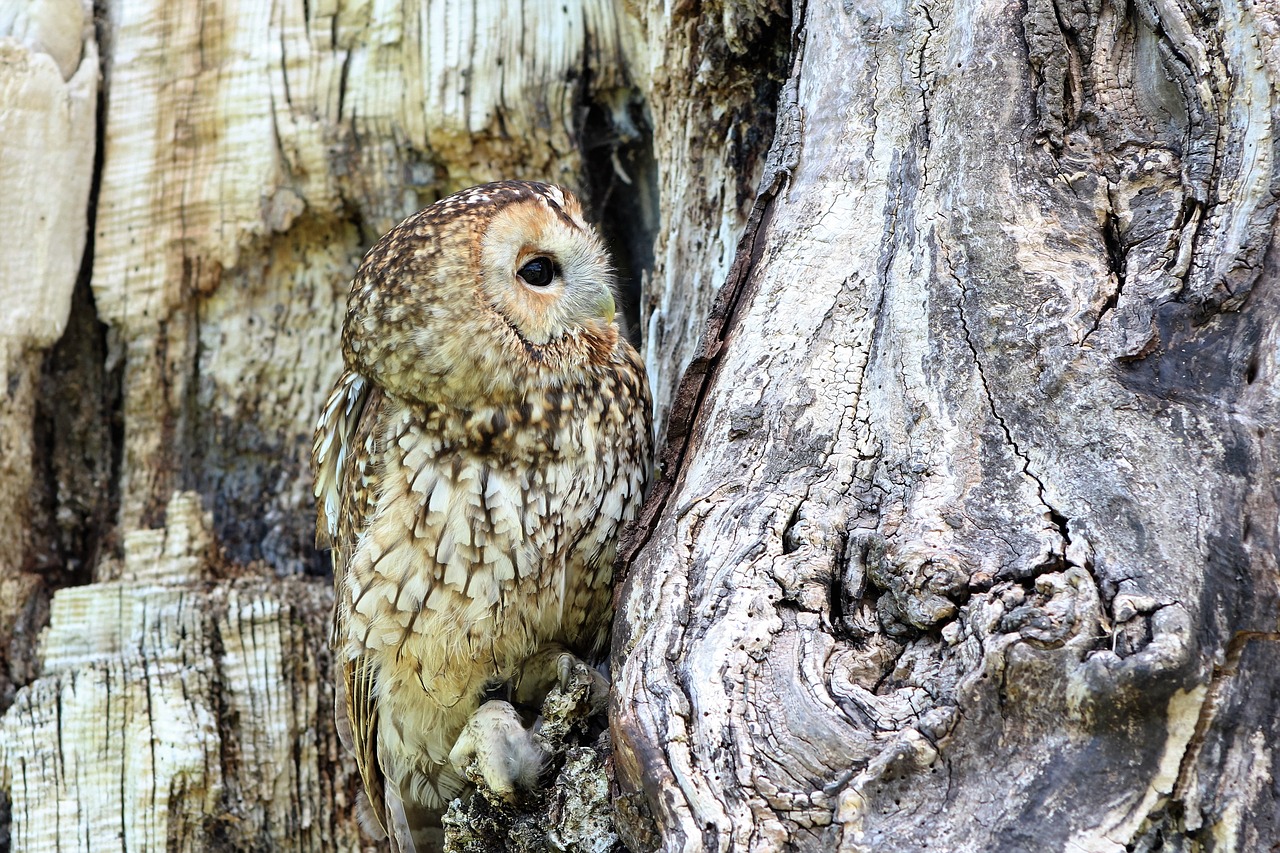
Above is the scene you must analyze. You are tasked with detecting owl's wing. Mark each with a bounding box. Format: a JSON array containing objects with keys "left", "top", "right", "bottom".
[
  {"left": 337, "top": 640, "right": 389, "bottom": 835},
  {"left": 312, "top": 370, "right": 371, "bottom": 549},
  {"left": 313, "top": 371, "right": 392, "bottom": 835}
]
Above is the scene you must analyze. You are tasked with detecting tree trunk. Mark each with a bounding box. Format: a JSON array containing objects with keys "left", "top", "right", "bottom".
[
  {"left": 1, "top": 0, "right": 1277, "bottom": 851},
  {"left": 614, "top": 0, "right": 1280, "bottom": 851}
]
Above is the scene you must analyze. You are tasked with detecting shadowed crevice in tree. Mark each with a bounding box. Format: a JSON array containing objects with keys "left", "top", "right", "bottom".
[
  {"left": 613, "top": 61, "right": 803, "bottom": 580},
  {"left": 581, "top": 90, "right": 658, "bottom": 351},
  {"left": 0, "top": 4, "right": 116, "bottom": 847},
  {"left": 31, "top": 279, "right": 122, "bottom": 589},
  {"left": 26, "top": 0, "right": 118, "bottom": 594}
]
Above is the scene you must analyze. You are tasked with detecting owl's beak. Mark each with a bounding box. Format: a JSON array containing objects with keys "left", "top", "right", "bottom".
[{"left": 596, "top": 285, "right": 616, "bottom": 324}]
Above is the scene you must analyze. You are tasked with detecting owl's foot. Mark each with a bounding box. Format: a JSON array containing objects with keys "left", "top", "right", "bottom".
[
  {"left": 514, "top": 646, "right": 610, "bottom": 714},
  {"left": 449, "top": 699, "right": 547, "bottom": 804}
]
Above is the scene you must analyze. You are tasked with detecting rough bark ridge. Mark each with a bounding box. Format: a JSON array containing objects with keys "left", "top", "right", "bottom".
[
  {"left": 613, "top": 0, "right": 1280, "bottom": 850},
  {"left": 624, "top": 0, "right": 790, "bottom": 444}
]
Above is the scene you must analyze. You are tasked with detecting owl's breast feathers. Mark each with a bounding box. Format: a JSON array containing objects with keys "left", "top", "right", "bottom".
[{"left": 314, "top": 339, "right": 651, "bottom": 671}]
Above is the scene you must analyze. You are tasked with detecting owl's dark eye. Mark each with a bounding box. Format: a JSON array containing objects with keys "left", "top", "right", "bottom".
[{"left": 517, "top": 257, "right": 555, "bottom": 287}]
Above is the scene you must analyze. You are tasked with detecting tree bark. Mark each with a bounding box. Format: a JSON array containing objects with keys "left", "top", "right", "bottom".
[
  {"left": 614, "top": 0, "right": 1280, "bottom": 851},
  {"left": 1, "top": 0, "right": 1278, "bottom": 851}
]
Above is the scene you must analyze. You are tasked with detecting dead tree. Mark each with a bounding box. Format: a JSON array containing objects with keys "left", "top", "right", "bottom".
[{"left": 0, "top": 0, "right": 1276, "bottom": 851}]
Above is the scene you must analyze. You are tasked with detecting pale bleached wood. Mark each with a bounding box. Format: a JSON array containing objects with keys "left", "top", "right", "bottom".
[
  {"left": 3, "top": 0, "right": 662, "bottom": 848},
  {"left": 0, "top": 493, "right": 355, "bottom": 852},
  {"left": 0, "top": 0, "right": 96, "bottom": 346}
]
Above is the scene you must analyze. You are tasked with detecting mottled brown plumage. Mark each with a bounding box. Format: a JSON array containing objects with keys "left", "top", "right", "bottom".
[{"left": 312, "top": 182, "right": 652, "bottom": 850}]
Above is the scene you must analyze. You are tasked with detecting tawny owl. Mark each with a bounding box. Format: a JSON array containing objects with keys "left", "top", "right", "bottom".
[{"left": 312, "top": 181, "right": 652, "bottom": 851}]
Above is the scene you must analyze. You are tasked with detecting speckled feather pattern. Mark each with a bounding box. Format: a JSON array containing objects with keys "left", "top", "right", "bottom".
[{"left": 312, "top": 182, "right": 651, "bottom": 847}]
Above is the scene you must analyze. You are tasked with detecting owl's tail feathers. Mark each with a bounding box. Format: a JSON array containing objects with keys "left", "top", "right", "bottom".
[
  {"left": 383, "top": 784, "right": 446, "bottom": 852},
  {"left": 336, "top": 654, "right": 390, "bottom": 835},
  {"left": 354, "top": 787, "right": 391, "bottom": 843}
]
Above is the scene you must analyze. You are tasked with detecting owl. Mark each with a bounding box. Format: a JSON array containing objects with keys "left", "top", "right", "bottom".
[{"left": 312, "top": 181, "right": 652, "bottom": 851}]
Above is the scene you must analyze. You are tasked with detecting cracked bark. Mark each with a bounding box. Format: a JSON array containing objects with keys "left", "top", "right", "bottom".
[
  {"left": 614, "top": 0, "right": 1280, "bottom": 851},
  {"left": 0, "top": 0, "right": 784, "bottom": 849}
]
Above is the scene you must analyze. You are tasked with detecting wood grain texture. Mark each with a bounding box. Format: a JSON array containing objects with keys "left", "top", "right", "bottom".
[
  {"left": 0, "top": 493, "right": 352, "bottom": 851},
  {"left": 0, "top": 0, "right": 96, "bottom": 346},
  {"left": 3, "top": 0, "right": 654, "bottom": 847},
  {"left": 613, "top": 0, "right": 1280, "bottom": 849}
]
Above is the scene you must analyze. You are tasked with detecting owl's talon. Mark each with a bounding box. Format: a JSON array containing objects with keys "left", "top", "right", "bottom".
[
  {"left": 567, "top": 656, "right": 611, "bottom": 714},
  {"left": 449, "top": 700, "right": 547, "bottom": 804},
  {"left": 557, "top": 652, "right": 574, "bottom": 693},
  {"left": 515, "top": 647, "right": 611, "bottom": 713},
  {"left": 512, "top": 645, "right": 569, "bottom": 704}
]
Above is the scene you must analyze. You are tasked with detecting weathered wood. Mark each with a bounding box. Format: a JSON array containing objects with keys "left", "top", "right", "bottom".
[
  {"left": 623, "top": 0, "right": 790, "bottom": 443},
  {"left": 2, "top": 0, "right": 683, "bottom": 848},
  {"left": 0, "top": 0, "right": 96, "bottom": 347},
  {"left": 0, "top": 493, "right": 352, "bottom": 851},
  {"left": 0, "top": 0, "right": 99, "bottom": 732},
  {"left": 4, "top": 0, "right": 1278, "bottom": 849},
  {"left": 613, "top": 0, "right": 1280, "bottom": 850}
]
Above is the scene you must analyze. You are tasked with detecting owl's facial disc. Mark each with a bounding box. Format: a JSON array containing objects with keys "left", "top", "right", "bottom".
[{"left": 480, "top": 198, "right": 618, "bottom": 347}]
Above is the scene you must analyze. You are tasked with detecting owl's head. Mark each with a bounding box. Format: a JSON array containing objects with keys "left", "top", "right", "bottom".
[{"left": 342, "top": 181, "right": 622, "bottom": 407}]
